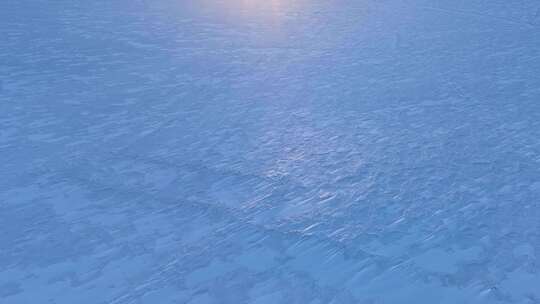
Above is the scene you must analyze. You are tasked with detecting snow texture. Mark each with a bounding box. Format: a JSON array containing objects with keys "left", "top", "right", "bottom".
[{"left": 1, "top": 0, "right": 540, "bottom": 303}]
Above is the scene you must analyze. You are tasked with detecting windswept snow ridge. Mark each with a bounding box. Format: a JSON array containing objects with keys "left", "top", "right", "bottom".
[{"left": 1, "top": 0, "right": 540, "bottom": 303}]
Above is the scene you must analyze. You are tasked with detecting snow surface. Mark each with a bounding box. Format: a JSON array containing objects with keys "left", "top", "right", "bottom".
[{"left": 1, "top": 0, "right": 540, "bottom": 303}]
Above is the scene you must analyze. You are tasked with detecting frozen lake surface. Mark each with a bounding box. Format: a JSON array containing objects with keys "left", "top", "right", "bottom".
[{"left": 1, "top": 0, "right": 540, "bottom": 303}]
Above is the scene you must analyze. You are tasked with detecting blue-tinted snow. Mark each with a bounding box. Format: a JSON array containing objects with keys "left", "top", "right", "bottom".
[{"left": 1, "top": 0, "right": 540, "bottom": 303}]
